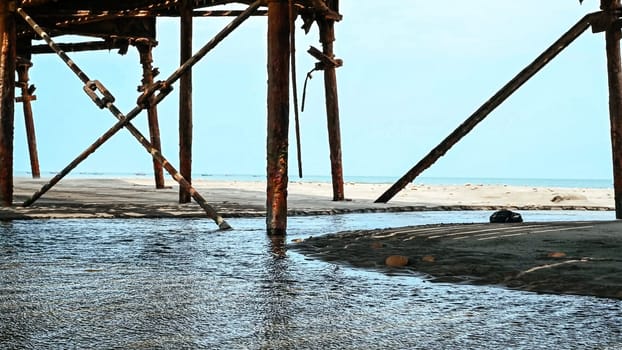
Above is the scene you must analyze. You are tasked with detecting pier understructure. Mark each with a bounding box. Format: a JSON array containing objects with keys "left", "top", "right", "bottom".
[
  {"left": 1, "top": 1, "right": 622, "bottom": 233},
  {"left": 0, "top": 0, "right": 345, "bottom": 233}
]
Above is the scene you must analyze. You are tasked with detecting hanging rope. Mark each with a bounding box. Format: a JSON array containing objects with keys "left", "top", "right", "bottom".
[{"left": 289, "top": 0, "right": 303, "bottom": 178}]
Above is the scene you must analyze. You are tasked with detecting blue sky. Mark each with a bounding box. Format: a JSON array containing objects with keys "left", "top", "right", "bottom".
[{"left": 12, "top": 1, "right": 615, "bottom": 180}]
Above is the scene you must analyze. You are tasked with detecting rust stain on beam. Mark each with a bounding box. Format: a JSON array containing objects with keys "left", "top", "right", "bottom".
[
  {"left": 0, "top": 1, "right": 16, "bottom": 206},
  {"left": 266, "top": 0, "right": 290, "bottom": 235}
]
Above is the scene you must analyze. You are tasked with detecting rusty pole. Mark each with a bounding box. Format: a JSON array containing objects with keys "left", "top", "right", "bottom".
[
  {"left": 603, "top": 0, "right": 622, "bottom": 219},
  {"left": 16, "top": 57, "right": 40, "bottom": 178},
  {"left": 135, "top": 39, "right": 165, "bottom": 189},
  {"left": 179, "top": 0, "right": 193, "bottom": 203},
  {"left": 0, "top": 1, "right": 16, "bottom": 206},
  {"left": 266, "top": 0, "right": 290, "bottom": 235},
  {"left": 318, "top": 0, "right": 344, "bottom": 201}
]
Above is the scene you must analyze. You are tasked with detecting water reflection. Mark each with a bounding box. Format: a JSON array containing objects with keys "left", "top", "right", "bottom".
[
  {"left": 0, "top": 213, "right": 620, "bottom": 349},
  {"left": 259, "top": 235, "right": 293, "bottom": 345},
  {"left": 268, "top": 234, "right": 287, "bottom": 259}
]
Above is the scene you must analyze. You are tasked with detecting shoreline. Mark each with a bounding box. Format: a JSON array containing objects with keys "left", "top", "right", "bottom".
[
  {"left": 5, "top": 177, "right": 622, "bottom": 300},
  {"left": 0, "top": 177, "right": 614, "bottom": 220}
]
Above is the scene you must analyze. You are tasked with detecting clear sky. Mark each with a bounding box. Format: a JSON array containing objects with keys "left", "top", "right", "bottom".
[{"left": 12, "top": 1, "right": 616, "bottom": 181}]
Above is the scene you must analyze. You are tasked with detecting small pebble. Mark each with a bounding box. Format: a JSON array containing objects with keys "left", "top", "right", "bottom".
[
  {"left": 547, "top": 252, "right": 567, "bottom": 258},
  {"left": 385, "top": 255, "right": 409, "bottom": 267},
  {"left": 370, "top": 242, "right": 384, "bottom": 249},
  {"left": 421, "top": 255, "right": 436, "bottom": 263}
]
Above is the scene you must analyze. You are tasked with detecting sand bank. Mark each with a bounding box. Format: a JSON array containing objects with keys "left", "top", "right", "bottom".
[{"left": 290, "top": 221, "right": 622, "bottom": 300}]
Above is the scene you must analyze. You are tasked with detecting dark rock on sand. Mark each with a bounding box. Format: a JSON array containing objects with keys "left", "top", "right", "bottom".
[{"left": 489, "top": 209, "right": 523, "bottom": 223}]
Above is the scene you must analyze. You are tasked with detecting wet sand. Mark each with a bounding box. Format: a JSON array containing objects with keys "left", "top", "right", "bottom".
[
  {"left": 4, "top": 177, "right": 621, "bottom": 299},
  {"left": 289, "top": 221, "right": 622, "bottom": 300}
]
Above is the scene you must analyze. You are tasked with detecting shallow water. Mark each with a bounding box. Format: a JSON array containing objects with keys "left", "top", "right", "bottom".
[{"left": 0, "top": 211, "right": 620, "bottom": 349}]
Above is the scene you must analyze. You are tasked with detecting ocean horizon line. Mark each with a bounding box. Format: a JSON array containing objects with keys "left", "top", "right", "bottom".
[{"left": 15, "top": 171, "right": 614, "bottom": 189}]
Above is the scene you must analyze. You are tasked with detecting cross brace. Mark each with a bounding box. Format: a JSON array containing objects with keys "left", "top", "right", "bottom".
[{"left": 16, "top": 0, "right": 262, "bottom": 229}]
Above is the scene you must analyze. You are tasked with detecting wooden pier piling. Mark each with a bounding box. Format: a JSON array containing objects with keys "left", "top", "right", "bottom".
[
  {"left": 135, "top": 39, "right": 165, "bottom": 189},
  {"left": 179, "top": 0, "right": 193, "bottom": 204},
  {"left": 603, "top": 0, "right": 622, "bottom": 219},
  {"left": 266, "top": 0, "right": 290, "bottom": 235},
  {"left": 16, "top": 56, "right": 40, "bottom": 178},
  {"left": 0, "top": 1, "right": 15, "bottom": 206},
  {"left": 318, "top": 0, "right": 345, "bottom": 202}
]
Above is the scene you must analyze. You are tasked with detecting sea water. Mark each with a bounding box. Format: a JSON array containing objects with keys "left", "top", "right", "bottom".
[
  {"left": 15, "top": 171, "right": 615, "bottom": 189},
  {"left": 0, "top": 211, "right": 620, "bottom": 349}
]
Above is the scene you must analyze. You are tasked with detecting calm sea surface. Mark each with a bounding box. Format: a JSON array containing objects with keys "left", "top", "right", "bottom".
[
  {"left": 16, "top": 172, "right": 615, "bottom": 189},
  {"left": 1, "top": 211, "right": 620, "bottom": 349}
]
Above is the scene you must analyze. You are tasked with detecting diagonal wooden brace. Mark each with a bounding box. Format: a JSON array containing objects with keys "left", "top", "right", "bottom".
[
  {"left": 17, "top": 1, "right": 263, "bottom": 229},
  {"left": 376, "top": 12, "right": 597, "bottom": 203}
]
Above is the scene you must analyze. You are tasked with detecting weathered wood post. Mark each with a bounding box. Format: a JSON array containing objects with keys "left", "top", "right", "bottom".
[
  {"left": 603, "top": 0, "right": 622, "bottom": 219},
  {"left": 266, "top": 0, "right": 290, "bottom": 235},
  {"left": 0, "top": 1, "right": 16, "bottom": 206},
  {"left": 135, "top": 38, "right": 165, "bottom": 189},
  {"left": 318, "top": 0, "right": 345, "bottom": 201},
  {"left": 179, "top": 0, "right": 193, "bottom": 203},
  {"left": 16, "top": 56, "right": 40, "bottom": 178}
]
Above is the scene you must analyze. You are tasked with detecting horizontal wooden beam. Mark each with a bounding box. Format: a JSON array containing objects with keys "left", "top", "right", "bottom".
[
  {"left": 41, "top": 10, "right": 267, "bottom": 21},
  {"left": 30, "top": 40, "right": 129, "bottom": 54}
]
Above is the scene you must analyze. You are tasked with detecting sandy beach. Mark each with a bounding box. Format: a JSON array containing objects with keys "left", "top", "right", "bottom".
[
  {"left": 4, "top": 177, "right": 621, "bottom": 300},
  {"left": 3, "top": 177, "right": 615, "bottom": 219}
]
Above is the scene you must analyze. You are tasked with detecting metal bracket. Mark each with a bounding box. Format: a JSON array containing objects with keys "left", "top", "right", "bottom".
[
  {"left": 14, "top": 83, "right": 36, "bottom": 103},
  {"left": 83, "top": 80, "right": 115, "bottom": 109},
  {"left": 590, "top": 10, "right": 622, "bottom": 33},
  {"left": 136, "top": 80, "right": 173, "bottom": 108},
  {"left": 308, "top": 45, "right": 343, "bottom": 70},
  {"left": 15, "top": 95, "right": 36, "bottom": 103}
]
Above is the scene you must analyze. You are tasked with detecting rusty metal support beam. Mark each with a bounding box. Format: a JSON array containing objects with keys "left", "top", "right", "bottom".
[
  {"left": 266, "top": 0, "right": 290, "bottom": 235},
  {"left": 318, "top": 0, "right": 344, "bottom": 201},
  {"left": 179, "top": 0, "right": 193, "bottom": 203},
  {"left": 135, "top": 38, "right": 165, "bottom": 189},
  {"left": 44, "top": 10, "right": 268, "bottom": 22},
  {"left": 603, "top": 0, "right": 622, "bottom": 219},
  {"left": 17, "top": 2, "right": 263, "bottom": 228},
  {"left": 31, "top": 40, "right": 128, "bottom": 55},
  {"left": 290, "top": 0, "right": 303, "bottom": 179},
  {"left": 375, "top": 12, "right": 596, "bottom": 203},
  {"left": 16, "top": 56, "right": 40, "bottom": 178},
  {"left": 0, "top": 1, "right": 16, "bottom": 206}
]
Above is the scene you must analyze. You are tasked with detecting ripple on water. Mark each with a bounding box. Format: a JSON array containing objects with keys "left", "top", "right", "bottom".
[{"left": 0, "top": 212, "right": 620, "bottom": 349}]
